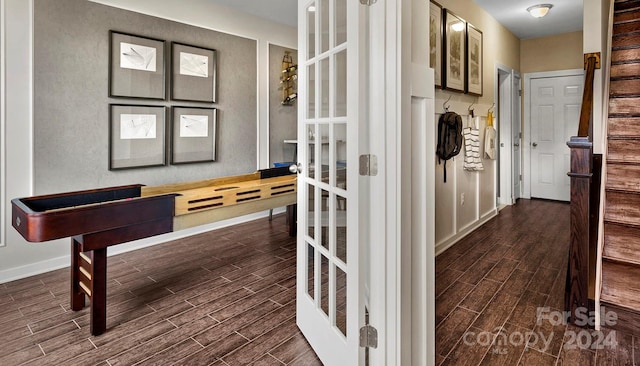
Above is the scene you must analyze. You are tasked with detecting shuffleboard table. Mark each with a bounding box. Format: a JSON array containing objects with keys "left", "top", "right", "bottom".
[{"left": 11, "top": 167, "right": 297, "bottom": 335}]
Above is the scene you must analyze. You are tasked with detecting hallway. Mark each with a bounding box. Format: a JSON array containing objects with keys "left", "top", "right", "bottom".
[{"left": 436, "top": 199, "right": 637, "bottom": 365}]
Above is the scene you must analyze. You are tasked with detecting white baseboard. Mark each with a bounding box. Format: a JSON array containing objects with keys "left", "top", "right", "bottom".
[
  {"left": 0, "top": 208, "right": 285, "bottom": 284},
  {"left": 435, "top": 208, "right": 498, "bottom": 256}
]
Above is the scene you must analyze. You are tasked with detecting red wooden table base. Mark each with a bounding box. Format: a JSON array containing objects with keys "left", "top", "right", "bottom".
[{"left": 71, "top": 239, "right": 107, "bottom": 335}]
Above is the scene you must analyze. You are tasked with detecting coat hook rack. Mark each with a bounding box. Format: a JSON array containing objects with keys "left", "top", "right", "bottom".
[
  {"left": 468, "top": 101, "right": 476, "bottom": 117},
  {"left": 488, "top": 102, "right": 495, "bottom": 114},
  {"left": 443, "top": 95, "right": 452, "bottom": 112}
]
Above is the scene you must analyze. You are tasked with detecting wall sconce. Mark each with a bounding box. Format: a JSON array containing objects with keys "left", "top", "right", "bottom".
[{"left": 527, "top": 4, "right": 553, "bottom": 18}]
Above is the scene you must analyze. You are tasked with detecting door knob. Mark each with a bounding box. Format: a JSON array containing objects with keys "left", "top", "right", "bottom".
[
  {"left": 532, "top": 142, "right": 538, "bottom": 147},
  {"left": 514, "top": 143, "right": 520, "bottom": 147},
  {"left": 289, "top": 163, "right": 302, "bottom": 174}
]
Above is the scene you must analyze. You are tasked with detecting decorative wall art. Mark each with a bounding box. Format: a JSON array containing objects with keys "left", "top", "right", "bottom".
[
  {"left": 466, "top": 23, "right": 483, "bottom": 96},
  {"left": 109, "top": 104, "right": 166, "bottom": 170},
  {"left": 109, "top": 31, "right": 165, "bottom": 99},
  {"left": 442, "top": 9, "right": 466, "bottom": 93},
  {"left": 429, "top": 1, "right": 443, "bottom": 88},
  {"left": 171, "top": 106, "right": 217, "bottom": 164},
  {"left": 281, "top": 51, "right": 298, "bottom": 106},
  {"left": 171, "top": 42, "right": 217, "bottom": 102}
]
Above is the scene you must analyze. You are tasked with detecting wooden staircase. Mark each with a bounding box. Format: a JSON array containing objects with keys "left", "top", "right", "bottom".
[{"left": 600, "top": 0, "right": 640, "bottom": 336}]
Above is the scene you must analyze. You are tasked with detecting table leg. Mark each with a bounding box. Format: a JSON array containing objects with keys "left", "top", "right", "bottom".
[
  {"left": 287, "top": 204, "right": 297, "bottom": 237},
  {"left": 89, "top": 248, "right": 107, "bottom": 336},
  {"left": 70, "top": 239, "right": 85, "bottom": 311}
]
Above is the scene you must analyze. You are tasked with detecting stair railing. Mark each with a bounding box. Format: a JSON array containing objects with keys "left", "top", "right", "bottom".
[{"left": 565, "top": 52, "right": 601, "bottom": 326}]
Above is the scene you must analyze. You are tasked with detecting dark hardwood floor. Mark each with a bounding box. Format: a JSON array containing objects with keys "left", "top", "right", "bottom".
[
  {"left": 3, "top": 199, "right": 638, "bottom": 365},
  {"left": 0, "top": 214, "right": 321, "bottom": 366},
  {"left": 436, "top": 199, "right": 639, "bottom": 365}
]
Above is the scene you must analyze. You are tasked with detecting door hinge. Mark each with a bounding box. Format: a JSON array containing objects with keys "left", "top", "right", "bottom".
[
  {"left": 519, "top": 174, "right": 522, "bottom": 181},
  {"left": 360, "top": 0, "right": 377, "bottom": 5},
  {"left": 359, "top": 154, "right": 378, "bottom": 176},
  {"left": 359, "top": 324, "right": 378, "bottom": 349}
]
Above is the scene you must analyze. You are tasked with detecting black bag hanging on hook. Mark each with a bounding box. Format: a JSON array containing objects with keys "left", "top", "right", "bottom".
[{"left": 436, "top": 111, "right": 463, "bottom": 182}]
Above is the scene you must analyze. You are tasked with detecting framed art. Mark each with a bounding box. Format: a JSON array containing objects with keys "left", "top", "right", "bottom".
[
  {"left": 171, "top": 42, "right": 217, "bottom": 103},
  {"left": 466, "top": 23, "right": 483, "bottom": 96},
  {"left": 429, "top": 1, "right": 443, "bottom": 88},
  {"left": 171, "top": 106, "right": 217, "bottom": 164},
  {"left": 109, "top": 31, "right": 165, "bottom": 99},
  {"left": 109, "top": 104, "right": 166, "bottom": 170},
  {"left": 442, "top": 9, "right": 466, "bottom": 93}
]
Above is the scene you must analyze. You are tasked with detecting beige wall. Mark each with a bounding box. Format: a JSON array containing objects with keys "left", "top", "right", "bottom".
[
  {"left": 521, "top": 31, "right": 584, "bottom": 74},
  {"left": 434, "top": 0, "right": 520, "bottom": 252}
]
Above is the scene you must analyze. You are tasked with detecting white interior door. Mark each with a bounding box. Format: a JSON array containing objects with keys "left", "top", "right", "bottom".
[
  {"left": 296, "top": 0, "right": 364, "bottom": 364},
  {"left": 530, "top": 74, "right": 583, "bottom": 201}
]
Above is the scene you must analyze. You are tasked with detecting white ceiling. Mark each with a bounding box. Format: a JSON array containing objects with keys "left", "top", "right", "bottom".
[
  {"left": 206, "top": 0, "right": 583, "bottom": 40},
  {"left": 473, "top": 0, "right": 583, "bottom": 39}
]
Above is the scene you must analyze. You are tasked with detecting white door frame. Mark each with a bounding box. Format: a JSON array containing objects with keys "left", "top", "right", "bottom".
[
  {"left": 512, "top": 72, "right": 522, "bottom": 201},
  {"left": 523, "top": 68, "right": 585, "bottom": 199},
  {"left": 496, "top": 64, "right": 515, "bottom": 205}
]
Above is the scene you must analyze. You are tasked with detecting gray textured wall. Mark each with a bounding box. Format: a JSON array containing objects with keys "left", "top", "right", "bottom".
[
  {"left": 34, "top": 0, "right": 257, "bottom": 193},
  {"left": 269, "top": 44, "right": 297, "bottom": 166}
]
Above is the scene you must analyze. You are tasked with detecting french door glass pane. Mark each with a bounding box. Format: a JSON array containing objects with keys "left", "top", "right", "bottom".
[
  {"left": 335, "top": 0, "right": 347, "bottom": 46},
  {"left": 320, "top": 0, "right": 330, "bottom": 54},
  {"left": 336, "top": 265, "right": 347, "bottom": 337},
  {"left": 320, "top": 57, "right": 330, "bottom": 118},
  {"left": 308, "top": 64, "right": 315, "bottom": 119},
  {"left": 307, "top": 242, "right": 315, "bottom": 300},
  {"left": 334, "top": 123, "right": 347, "bottom": 190},
  {"left": 321, "top": 254, "right": 330, "bottom": 316},
  {"left": 307, "top": 2, "right": 316, "bottom": 59},
  {"left": 335, "top": 50, "right": 347, "bottom": 117}
]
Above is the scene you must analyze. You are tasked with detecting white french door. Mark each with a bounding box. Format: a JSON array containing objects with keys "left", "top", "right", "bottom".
[{"left": 296, "top": 0, "right": 365, "bottom": 364}]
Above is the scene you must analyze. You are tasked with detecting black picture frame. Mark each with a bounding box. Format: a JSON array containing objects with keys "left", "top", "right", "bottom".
[
  {"left": 171, "top": 106, "right": 217, "bottom": 164},
  {"left": 109, "top": 104, "right": 167, "bottom": 170},
  {"left": 171, "top": 42, "right": 217, "bottom": 103},
  {"left": 442, "top": 9, "right": 466, "bottom": 93},
  {"left": 430, "top": 1, "right": 443, "bottom": 88},
  {"left": 466, "top": 23, "right": 483, "bottom": 96},
  {"left": 109, "top": 31, "right": 166, "bottom": 100}
]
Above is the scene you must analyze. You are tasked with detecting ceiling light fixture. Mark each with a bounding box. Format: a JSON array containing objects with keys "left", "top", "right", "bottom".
[
  {"left": 451, "top": 21, "right": 465, "bottom": 32},
  {"left": 527, "top": 4, "right": 553, "bottom": 18}
]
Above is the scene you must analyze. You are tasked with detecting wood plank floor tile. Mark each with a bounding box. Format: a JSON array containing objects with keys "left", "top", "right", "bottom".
[
  {"left": 436, "top": 281, "right": 475, "bottom": 326},
  {"left": 251, "top": 353, "right": 286, "bottom": 365},
  {"left": 106, "top": 315, "right": 217, "bottom": 366},
  {"left": 529, "top": 313, "right": 567, "bottom": 357},
  {"left": 595, "top": 327, "right": 634, "bottom": 365},
  {"left": 436, "top": 306, "right": 478, "bottom": 357},
  {"left": 236, "top": 301, "right": 296, "bottom": 341},
  {"left": 517, "top": 347, "right": 557, "bottom": 365},
  {"left": 471, "top": 290, "right": 520, "bottom": 333},
  {"left": 479, "top": 323, "right": 528, "bottom": 366},
  {"left": 440, "top": 326, "right": 491, "bottom": 366},
  {"left": 193, "top": 300, "right": 282, "bottom": 348},
  {"left": 222, "top": 317, "right": 299, "bottom": 364},
  {"left": 0, "top": 345, "right": 44, "bottom": 366},
  {"left": 173, "top": 332, "right": 250, "bottom": 365},
  {"left": 459, "top": 279, "right": 501, "bottom": 314},
  {"left": 436, "top": 268, "right": 465, "bottom": 297},
  {"left": 485, "top": 258, "right": 519, "bottom": 283},
  {"left": 526, "top": 267, "right": 560, "bottom": 296},
  {"left": 132, "top": 338, "right": 204, "bottom": 366},
  {"left": 269, "top": 333, "right": 314, "bottom": 364},
  {"left": 458, "top": 260, "right": 497, "bottom": 286},
  {"left": 507, "top": 290, "right": 549, "bottom": 330}
]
